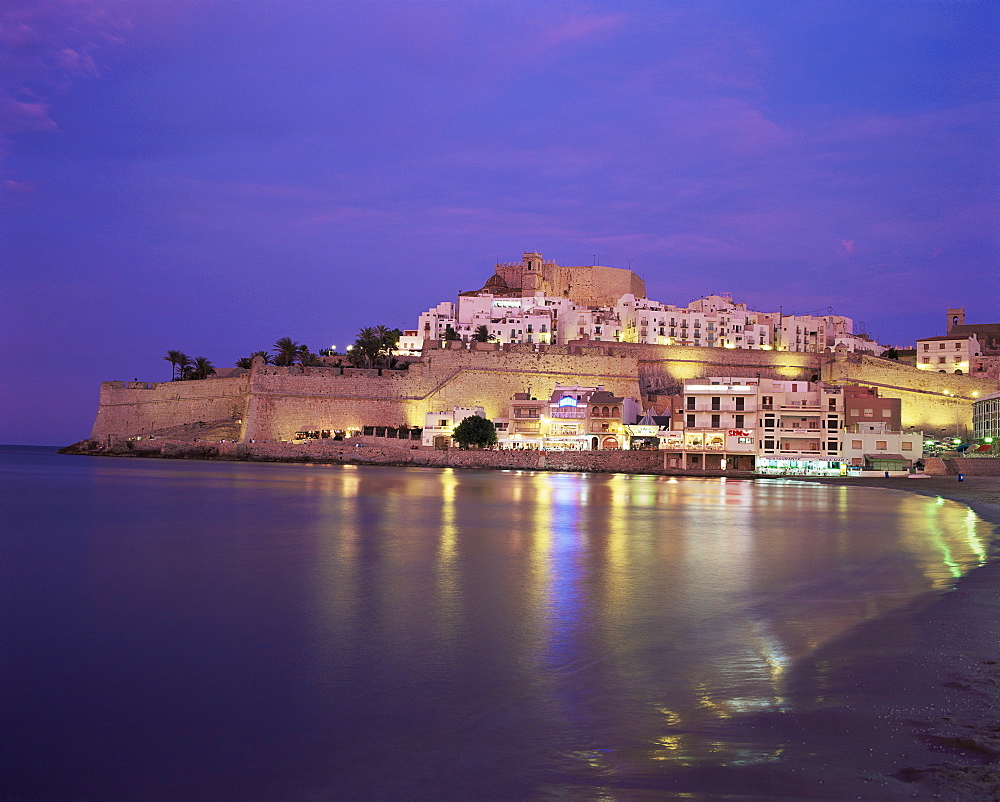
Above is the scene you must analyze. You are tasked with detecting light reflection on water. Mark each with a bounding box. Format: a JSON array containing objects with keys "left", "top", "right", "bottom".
[
  {"left": 298, "top": 469, "right": 993, "bottom": 783},
  {"left": 3, "top": 450, "right": 995, "bottom": 798}
]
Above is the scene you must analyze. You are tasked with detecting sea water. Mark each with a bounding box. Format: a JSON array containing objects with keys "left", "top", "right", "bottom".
[{"left": 2, "top": 445, "right": 994, "bottom": 799}]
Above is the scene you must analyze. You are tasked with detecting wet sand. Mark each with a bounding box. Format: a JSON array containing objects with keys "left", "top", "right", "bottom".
[{"left": 768, "top": 476, "right": 1000, "bottom": 799}]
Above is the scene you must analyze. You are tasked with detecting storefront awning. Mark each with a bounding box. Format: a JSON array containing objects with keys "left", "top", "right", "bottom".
[{"left": 864, "top": 453, "right": 906, "bottom": 460}]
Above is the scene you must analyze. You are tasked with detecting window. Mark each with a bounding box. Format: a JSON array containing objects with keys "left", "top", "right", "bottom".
[
  {"left": 955, "top": 342, "right": 961, "bottom": 349},
  {"left": 711, "top": 414, "right": 721, "bottom": 428},
  {"left": 686, "top": 414, "right": 695, "bottom": 428},
  {"left": 761, "top": 396, "right": 773, "bottom": 409},
  {"left": 939, "top": 343, "right": 946, "bottom": 349},
  {"left": 826, "top": 441, "right": 838, "bottom": 451},
  {"left": 850, "top": 409, "right": 859, "bottom": 416},
  {"left": 687, "top": 397, "right": 695, "bottom": 410},
  {"left": 882, "top": 409, "right": 891, "bottom": 417},
  {"left": 876, "top": 440, "right": 887, "bottom": 450},
  {"left": 439, "top": 420, "right": 448, "bottom": 426},
  {"left": 923, "top": 357, "right": 930, "bottom": 364},
  {"left": 735, "top": 415, "right": 745, "bottom": 428},
  {"left": 902, "top": 442, "right": 913, "bottom": 451},
  {"left": 938, "top": 357, "right": 946, "bottom": 364},
  {"left": 864, "top": 409, "right": 873, "bottom": 417},
  {"left": 711, "top": 397, "right": 721, "bottom": 410},
  {"left": 852, "top": 440, "right": 862, "bottom": 449},
  {"left": 735, "top": 397, "right": 745, "bottom": 411},
  {"left": 828, "top": 398, "right": 837, "bottom": 410}
]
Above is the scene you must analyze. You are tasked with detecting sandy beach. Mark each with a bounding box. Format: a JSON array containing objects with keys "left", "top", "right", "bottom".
[{"left": 767, "top": 476, "right": 1000, "bottom": 799}]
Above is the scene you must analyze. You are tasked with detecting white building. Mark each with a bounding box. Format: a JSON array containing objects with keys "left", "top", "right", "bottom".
[
  {"left": 972, "top": 390, "right": 1000, "bottom": 452},
  {"left": 659, "top": 377, "right": 759, "bottom": 470},
  {"left": 916, "top": 333, "right": 981, "bottom": 374},
  {"left": 754, "top": 379, "right": 845, "bottom": 476},
  {"left": 403, "top": 257, "right": 882, "bottom": 354},
  {"left": 841, "top": 422, "right": 924, "bottom": 474},
  {"left": 421, "top": 406, "right": 486, "bottom": 448}
]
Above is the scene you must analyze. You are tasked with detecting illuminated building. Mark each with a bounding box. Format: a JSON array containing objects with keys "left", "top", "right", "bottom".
[{"left": 497, "top": 385, "right": 640, "bottom": 450}]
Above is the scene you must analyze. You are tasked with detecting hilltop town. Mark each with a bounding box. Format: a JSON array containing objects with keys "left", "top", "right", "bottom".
[{"left": 75, "top": 253, "right": 1000, "bottom": 476}]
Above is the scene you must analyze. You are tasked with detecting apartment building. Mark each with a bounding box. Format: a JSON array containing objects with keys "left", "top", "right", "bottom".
[
  {"left": 754, "top": 379, "right": 844, "bottom": 476},
  {"left": 421, "top": 406, "right": 486, "bottom": 448},
  {"left": 409, "top": 274, "right": 878, "bottom": 354},
  {"left": 841, "top": 421, "right": 924, "bottom": 472},
  {"left": 660, "top": 377, "right": 759, "bottom": 470},
  {"left": 497, "top": 385, "right": 640, "bottom": 450},
  {"left": 916, "top": 333, "right": 981, "bottom": 374}
]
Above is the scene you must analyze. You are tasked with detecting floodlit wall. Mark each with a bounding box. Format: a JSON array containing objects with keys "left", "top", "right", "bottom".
[
  {"left": 822, "top": 353, "right": 997, "bottom": 436},
  {"left": 90, "top": 376, "right": 250, "bottom": 441},
  {"left": 84, "top": 342, "right": 998, "bottom": 444}
]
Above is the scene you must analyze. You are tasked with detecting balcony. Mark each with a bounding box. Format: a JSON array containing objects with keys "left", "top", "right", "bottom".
[{"left": 551, "top": 408, "right": 587, "bottom": 419}]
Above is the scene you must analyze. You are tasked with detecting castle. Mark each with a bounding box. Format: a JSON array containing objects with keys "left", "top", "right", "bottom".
[{"left": 85, "top": 253, "right": 994, "bottom": 451}]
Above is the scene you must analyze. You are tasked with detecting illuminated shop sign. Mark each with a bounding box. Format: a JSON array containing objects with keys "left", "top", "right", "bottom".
[
  {"left": 728, "top": 429, "right": 751, "bottom": 436},
  {"left": 494, "top": 300, "right": 521, "bottom": 308}
]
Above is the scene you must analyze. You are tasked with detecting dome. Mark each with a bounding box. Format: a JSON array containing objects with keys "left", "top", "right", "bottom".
[{"left": 484, "top": 273, "right": 509, "bottom": 289}]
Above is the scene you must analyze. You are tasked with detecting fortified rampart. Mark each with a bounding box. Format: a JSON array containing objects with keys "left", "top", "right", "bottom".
[
  {"left": 822, "top": 353, "right": 991, "bottom": 435},
  {"left": 88, "top": 343, "right": 993, "bottom": 443},
  {"left": 90, "top": 376, "right": 251, "bottom": 441}
]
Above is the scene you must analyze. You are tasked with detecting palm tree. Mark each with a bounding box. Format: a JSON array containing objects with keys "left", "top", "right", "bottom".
[
  {"left": 443, "top": 325, "right": 461, "bottom": 341},
  {"left": 176, "top": 352, "right": 194, "bottom": 380},
  {"left": 164, "top": 350, "right": 191, "bottom": 381},
  {"left": 273, "top": 337, "right": 300, "bottom": 366},
  {"left": 296, "top": 344, "right": 323, "bottom": 366},
  {"left": 349, "top": 327, "right": 382, "bottom": 368},
  {"left": 472, "top": 325, "right": 491, "bottom": 343},
  {"left": 235, "top": 350, "right": 274, "bottom": 369},
  {"left": 190, "top": 356, "right": 216, "bottom": 380}
]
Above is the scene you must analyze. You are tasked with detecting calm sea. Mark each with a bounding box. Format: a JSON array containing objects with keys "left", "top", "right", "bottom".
[{"left": 2, "top": 445, "right": 995, "bottom": 799}]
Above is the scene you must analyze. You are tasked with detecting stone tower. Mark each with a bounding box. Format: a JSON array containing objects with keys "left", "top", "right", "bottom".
[{"left": 947, "top": 307, "right": 965, "bottom": 333}]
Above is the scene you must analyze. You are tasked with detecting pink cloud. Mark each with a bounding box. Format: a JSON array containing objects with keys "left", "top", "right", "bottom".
[
  {"left": 3, "top": 178, "right": 36, "bottom": 193},
  {"left": 0, "top": 0, "right": 132, "bottom": 138},
  {"left": 0, "top": 94, "right": 57, "bottom": 135},
  {"left": 838, "top": 239, "right": 856, "bottom": 256},
  {"left": 539, "top": 13, "right": 627, "bottom": 48}
]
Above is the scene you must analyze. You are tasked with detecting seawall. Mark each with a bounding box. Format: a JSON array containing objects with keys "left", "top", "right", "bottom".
[{"left": 86, "top": 343, "right": 993, "bottom": 444}]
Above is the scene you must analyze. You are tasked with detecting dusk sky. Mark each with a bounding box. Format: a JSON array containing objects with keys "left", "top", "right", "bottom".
[{"left": 2, "top": 0, "right": 997, "bottom": 445}]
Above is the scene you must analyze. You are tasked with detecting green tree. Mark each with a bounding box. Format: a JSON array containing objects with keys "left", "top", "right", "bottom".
[
  {"left": 235, "top": 350, "right": 274, "bottom": 369},
  {"left": 349, "top": 327, "right": 380, "bottom": 367},
  {"left": 885, "top": 347, "right": 899, "bottom": 360},
  {"left": 164, "top": 350, "right": 192, "bottom": 381},
  {"left": 296, "top": 343, "right": 324, "bottom": 366},
  {"left": 273, "top": 337, "right": 300, "bottom": 366},
  {"left": 190, "top": 356, "right": 216, "bottom": 380},
  {"left": 472, "top": 325, "right": 493, "bottom": 342},
  {"left": 443, "top": 325, "right": 461, "bottom": 341},
  {"left": 451, "top": 415, "right": 497, "bottom": 449}
]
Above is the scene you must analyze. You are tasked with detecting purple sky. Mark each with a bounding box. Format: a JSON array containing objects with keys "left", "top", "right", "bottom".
[{"left": 2, "top": 0, "right": 998, "bottom": 445}]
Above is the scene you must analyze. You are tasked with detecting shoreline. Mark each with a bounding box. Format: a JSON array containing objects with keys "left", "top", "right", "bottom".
[{"left": 753, "top": 475, "right": 1000, "bottom": 798}]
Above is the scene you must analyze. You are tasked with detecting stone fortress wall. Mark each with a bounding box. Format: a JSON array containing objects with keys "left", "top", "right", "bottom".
[
  {"left": 89, "top": 342, "right": 990, "bottom": 444},
  {"left": 90, "top": 376, "right": 251, "bottom": 441},
  {"left": 822, "top": 352, "right": 997, "bottom": 433}
]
